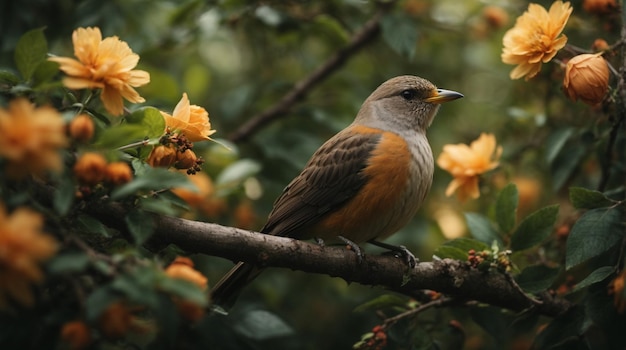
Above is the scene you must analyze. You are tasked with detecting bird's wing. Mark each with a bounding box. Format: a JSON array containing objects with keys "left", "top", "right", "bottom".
[{"left": 261, "top": 130, "right": 382, "bottom": 239}]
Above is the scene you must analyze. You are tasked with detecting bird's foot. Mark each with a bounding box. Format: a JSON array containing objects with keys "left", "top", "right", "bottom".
[
  {"left": 338, "top": 235, "right": 364, "bottom": 263},
  {"left": 368, "top": 240, "right": 417, "bottom": 268}
]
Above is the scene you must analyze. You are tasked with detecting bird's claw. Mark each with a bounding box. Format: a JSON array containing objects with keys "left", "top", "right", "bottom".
[{"left": 338, "top": 235, "right": 364, "bottom": 264}]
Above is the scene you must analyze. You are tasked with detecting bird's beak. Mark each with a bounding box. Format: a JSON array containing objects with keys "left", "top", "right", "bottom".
[{"left": 424, "top": 89, "right": 464, "bottom": 104}]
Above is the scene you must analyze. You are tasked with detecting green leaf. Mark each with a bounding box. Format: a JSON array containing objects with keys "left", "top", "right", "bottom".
[
  {"left": 158, "top": 277, "right": 208, "bottom": 306},
  {"left": 53, "top": 175, "right": 75, "bottom": 216},
  {"left": 566, "top": 207, "right": 624, "bottom": 270},
  {"left": 32, "top": 60, "right": 59, "bottom": 87},
  {"left": 15, "top": 28, "right": 48, "bottom": 81},
  {"left": 0, "top": 70, "right": 20, "bottom": 84},
  {"left": 126, "top": 107, "right": 166, "bottom": 139},
  {"left": 532, "top": 306, "right": 585, "bottom": 349},
  {"left": 495, "top": 183, "right": 518, "bottom": 233},
  {"left": 95, "top": 124, "right": 147, "bottom": 149},
  {"left": 551, "top": 142, "right": 586, "bottom": 191},
  {"left": 380, "top": 13, "right": 418, "bottom": 59},
  {"left": 515, "top": 265, "right": 560, "bottom": 293},
  {"left": 232, "top": 310, "right": 293, "bottom": 340},
  {"left": 510, "top": 204, "right": 559, "bottom": 251},
  {"left": 48, "top": 252, "right": 90, "bottom": 274},
  {"left": 111, "top": 167, "right": 195, "bottom": 200},
  {"left": 85, "top": 286, "right": 120, "bottom": 322},
  {"left": 545, "top": 127, "right": 573, "bottom": 164},
  {"left": 76, "top": 214, "right": 111, "bottom": 237},
  {"left": 215, "top": 159, "right": 261, "bottom": 193},
  {"left": 353, "top": 294, "right": 408, "bottom": 312},
  {"left": 125, "top": 209, "right": 155, "bottom": 245},
  {"left": 433, "top": 238, "right": 490, "bottom": 260},
  {"left": 572, "top": 266, "right": 615, "bottom": 292},
  {"left": 465, "top": 212, "right": 502, "bottom": 247},
  {"left": 569, "top": 187, "right": 616, "bottom": 209}
]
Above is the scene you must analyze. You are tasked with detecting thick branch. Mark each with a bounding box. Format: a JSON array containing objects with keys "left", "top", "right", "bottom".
[
  {"left": 88, "top": 200, "right": 571, "bottom": 318},
  {"left": 228, "top": 8, "right": 386, "bottom": 143}
]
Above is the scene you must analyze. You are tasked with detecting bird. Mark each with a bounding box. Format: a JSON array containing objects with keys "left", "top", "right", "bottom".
[{"left": 211, "top": 75, "right": 463, "bottom": 309}]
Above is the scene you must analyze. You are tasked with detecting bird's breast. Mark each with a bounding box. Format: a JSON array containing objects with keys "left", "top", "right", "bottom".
[{"left": 313, "top": 127, "right": 433, "bottom": 242}]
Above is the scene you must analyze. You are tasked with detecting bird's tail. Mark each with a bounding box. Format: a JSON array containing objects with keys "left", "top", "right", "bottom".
[{"left": 210, "top": 261, "right": 264, "bottom": 312}]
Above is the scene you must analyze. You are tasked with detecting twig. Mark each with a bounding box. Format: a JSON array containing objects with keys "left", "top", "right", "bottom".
[
  {"left": 382, "top": 296, "right": 454, "bottom": 329},
  {"left": 228, "top": 7, "right": 389, "bottom": 143},
  {"left": 503, "top": 270, "right": 544, "bottom": 306}
]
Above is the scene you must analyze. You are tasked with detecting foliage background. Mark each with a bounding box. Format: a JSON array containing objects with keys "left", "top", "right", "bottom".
[{"left": 0, "top": 0, "right": 624, "bottom": 349}]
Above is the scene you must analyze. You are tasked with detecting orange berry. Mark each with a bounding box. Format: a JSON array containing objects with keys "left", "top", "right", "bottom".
[
  {"left": 73, "top": 152, "right": 107, "bottom": 186},
  {"left": 68, "top": 114, "right": 95, "bottom": 142},
  {"left": 104, "top": 161, "right": 133, "bottom": 185},
  {"left": 60, "top": 321, "right": 92, "bottom": 350},
  {"left": 98, "top": 302, "right": 133, "bottom": 340}
]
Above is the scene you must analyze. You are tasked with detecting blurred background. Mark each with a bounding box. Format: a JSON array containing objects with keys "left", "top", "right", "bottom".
[{"left": 0, "top": 0, "right": 619, "bottom": 348}]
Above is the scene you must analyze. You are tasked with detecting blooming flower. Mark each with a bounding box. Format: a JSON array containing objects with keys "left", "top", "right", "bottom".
[
  {"left": 48, "top": 27, "right": 150, "bottom": 116},
  {"left": 501, "top": 1, "right": 572, "bottom": 80},
  {"left": 162, "top": 93, "right": 216, "bottom": 142},
  {"left": 437, "top": 133, "right": 502, "bottom": 202},
  {"left": 0, "top": 204, "right": 58, "bottom": 310},
  {"left": 563, "top": 53, "right": 609, "bottom": 105},
  {"left": 0, "top": 99, "right": 67, "bottom": 179}
]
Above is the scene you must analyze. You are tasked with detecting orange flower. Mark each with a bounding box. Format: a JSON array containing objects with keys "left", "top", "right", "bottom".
[
  {"left": 171, "top": 172, "right": 215, "bottom": 207},
  {"left": 501, "top": 1, "right": 572, "bottom": 80},
  {"left": 147, "top": 144, "right": 177, "bottom": 168},
  {"left": 162, "top": 93, "right": 215, "bottom": 142},
  {"left": 60, "top": 321, "right": 92, "bottom": 350},
  {"left": 608, "top": 270, "right": 626, "bottom": 314},
  {"left": 437, "top": 133, "right": 502, "bottom": 202},
  {"left": 48, "top": 27, "right": 150, "bottom": 116},
  {"left": 563, "top": 53, "right": 609, "bottom": 105},
  {"left": 0, "top": 204, "right": 58, "bottom": 310},
  {"left": 0, "top": 99, "right": 67, "bottom": 179}
]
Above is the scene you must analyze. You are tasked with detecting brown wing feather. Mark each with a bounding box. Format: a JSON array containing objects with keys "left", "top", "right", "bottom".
[{"left": 260, "top": 130, "right": 382, "bottom": 239}]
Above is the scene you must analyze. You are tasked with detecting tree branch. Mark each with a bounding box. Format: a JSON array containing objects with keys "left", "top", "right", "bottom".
[
  {"left": 86, "top": 199, "right": 571, "bottom": 318},
  {"left": 228, "top": 7, "right": 387, "bottom": 143}
]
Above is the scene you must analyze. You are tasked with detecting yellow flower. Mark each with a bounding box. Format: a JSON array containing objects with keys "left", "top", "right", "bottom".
[
  {"left": 437, "top": 133, "right": 502, "bottom": 202},
  {"left": 162, "top": 93, "right": 216, "bottom": 142},
  {"left": 0, "top": 99, "right": 67, "bottom": 179},
  {"left": 501, "top": 1, "right": 572, "bottom": 80},
  {"left": 0, "top": 204, "right": 58, "bottom": 310},
  {"left": 48, "top": 27, "right": 150, "bottom": 116},
  {"left": 563, "top": 53, "right": 609, "bottom": 105}
]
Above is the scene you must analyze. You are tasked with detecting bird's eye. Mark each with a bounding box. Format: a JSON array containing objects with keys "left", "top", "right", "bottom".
[{"left": 400, "top": 89, "right": 417, "bottom": 100}]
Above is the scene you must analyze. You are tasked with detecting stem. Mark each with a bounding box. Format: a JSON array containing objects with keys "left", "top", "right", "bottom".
[
  {"left": 116, "top": 139, "right": 152, "bottom": 151},
  {"left": 383, "top": 296, "right": 454, "bottom": 328}
]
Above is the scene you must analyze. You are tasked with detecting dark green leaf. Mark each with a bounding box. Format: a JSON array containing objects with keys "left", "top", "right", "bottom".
[
  {"left": 111, "top": 268, "right": 159, "bottom": 307},
  {"left": 380, "top": 13, "right": 418, "bottom": 59},
  {"left": 85, "top": 286, "right": 120, "bottom": 321},
  {"left": 0, "top": 70, "right": 20, "bottom": 84},
  {"left": 515, "top": 265, "right": 560, "bottom": 293},
  {"left": 111, "top": 167, "right": 195, "bottom": 200},
  {"left": 14, "top": 27, "right": 48, "bottom": 80},
  {"left": 551, "top": 143, "right": 586, "bottom": 191},
  {"left": 53, "top": 175, "right": 75, "bottom": 216},
  {"left": 532, "top": 306, "right": 585, "bottom": 349},
  {"left": 232, "top": 310, "right": 293, "bottom": 340},
  {"left": 545, "top": 127, "right": 573, "bottom": 164},
  {"left": 138, "top": 195, "right": 182, "bottom": 216},
  {"left": 566, "top": 207, "right": 624, "bottom": 270},
  {"left": 510, "top": 204, "right": 559, "bottom": 251},
  {"left": 433, "top": 238, "right": 490, "bottom": 260},
  {"left": 126, "top": 107, "right": 166, "bottom": 139},
  {"left": 569, "top": 187, "right": 616, "bottom": 209},
  {"left": 47, "top": 252, "right": 90, "bottom": 274},
  {"left": 572, "top": 266, "right": 615, "bottom": 292},
  {"left": 94, "top": 124, "right": 147, "bottom": 149},
  {"left": 32, "top": 60, "right": 59, "bottom": 87},
  {"left": 495, "top": 183, "right": 518, "bottom": 233},
  {"left": 158, "top": 277, "right": 208, "bottom": 306},
  {"left": 215, "top": 159, "right": 261, "bottom": 194},
  {"left": 125, "top": 209, "right": 155, "bottom": 245},
  {"left": 76, "top": 214, "right": 111, "bottom": 237},
  {"left": 465, "top": 212, "right": 502, "bottom": 246},
  {"left": 354, "top": 294, "right": 408, "bottom": 312}
]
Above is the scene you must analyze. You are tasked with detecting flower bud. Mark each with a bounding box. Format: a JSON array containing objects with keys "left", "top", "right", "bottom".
[
  {"left": 592, "top": 38, "right": 609, "bottom": 52},
  {"left": 147, "top": 145, "right": 177, "bottom": 168},
  {"left": 175, "top": 149, "right": 198, "bottom": 170},
  {"left": 60, "top": 321, "right": 92, "bottom": 350},
  {"left": 104, "top": 162, "right": 133, "bottom": 185},
  {"left": 74, "top": 152, "right": 107, "bottom": 185},
  {"left": 583, "top": 0, "right": 618, "bottom": 15},
  {"left": 69, "top": 114, "right": 95, "bottom": 142},
  {"left": 563, "top": 53, "right": 609, "bottom": 105}
]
